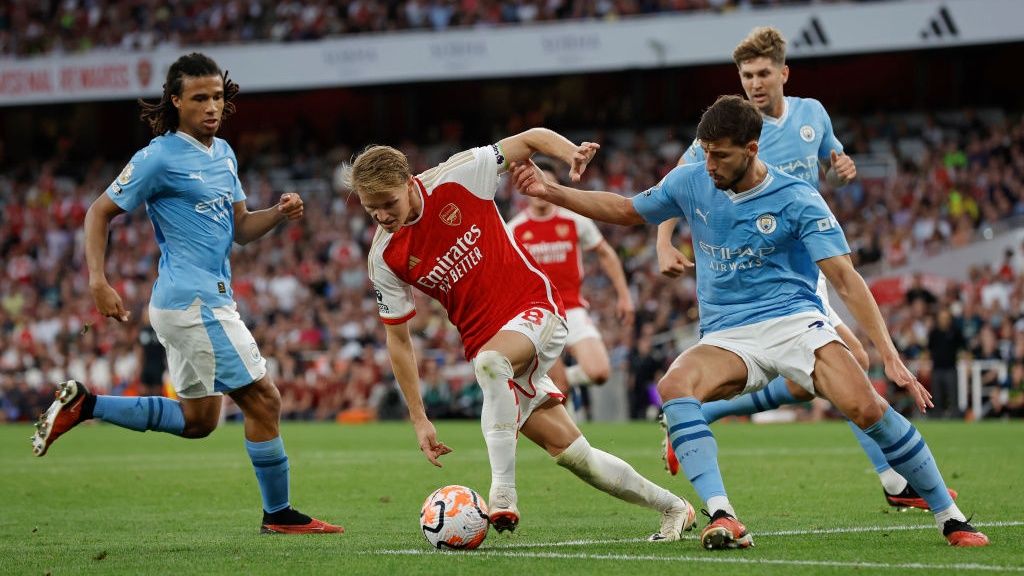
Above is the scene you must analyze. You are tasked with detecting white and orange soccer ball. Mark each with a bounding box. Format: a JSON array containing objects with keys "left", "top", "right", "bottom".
[{"left": 420, "top": 485, "right": 490, "bottom": 550}]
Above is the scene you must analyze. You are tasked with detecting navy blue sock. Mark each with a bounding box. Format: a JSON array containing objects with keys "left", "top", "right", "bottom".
[
  {"left": 701, "top": 377, "right": 796, "bottom": 424},
  {"left": 863, "top": 407, "right": 953, "bottom": 513},
  {"left": 664, "top": 397, "right": 727, "bottom": 503},
  {"left": 93, "top": 395, "right": 185, "bottom": 435},
  {"left": 247, "top": 436, "right": 290, "bottom": 514}
]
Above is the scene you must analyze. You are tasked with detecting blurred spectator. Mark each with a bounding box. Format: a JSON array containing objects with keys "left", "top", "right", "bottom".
[
  {"left": 0, "top": 0, "right": 823, "bottom": 58},
  {"left": 905, "top": 272, "right": 937, "bottom": 310},
  {"left": 136, "top": 308, "right": 167, "bottom": 397},
  {"left": 927, "top": 309, "right": 965, "bottom": 418}
]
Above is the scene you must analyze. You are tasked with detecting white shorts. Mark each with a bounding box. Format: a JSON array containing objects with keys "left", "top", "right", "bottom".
[
  {"left": 494, "top": 307, "right": 568, "bottom": 427},
  {"left": 149, "top": 301, "right": 267, "bottom": 399},
  {"left": 564, "top": 306, "right": 601, "bottom": 347},
  {"left": 816, "top": 272, "right": 844, "bottom": 328},
  {"left": 699, "top": 311, "right": 844, "bottom": 396}
]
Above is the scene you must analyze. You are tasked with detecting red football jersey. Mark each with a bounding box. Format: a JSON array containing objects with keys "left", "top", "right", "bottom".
[
  {"left": 369, "top": 145, "right": 564, "bottom": 360},
  {"left": 508, "top": 207, "right": 603, "bottom": 309}
]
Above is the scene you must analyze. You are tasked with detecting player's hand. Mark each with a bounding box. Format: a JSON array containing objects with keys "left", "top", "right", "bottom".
[
  {"left": 569, "top": 141, "right": 600, "bottom": 182},
  {"left": 884, "top": 356, "right": 933, "bottom": 413},
  {"left": 616, "top": 294, "right": 635, "bottom": 326},
  {"left": 277, "top": 192, "right": 304, "bottom": 221},
  {"left": 657, "top": 243, "right": 694, "bottom": 278},
  {"left": 90, "top": 282, "right": 130, "bottom": 322},
  {"left": 830, "top": 150, "right": 857, "bottom": 184},
  {"left": 414, "top": 419, "right": 453, "bottom": 467},
  {"left": 510, "top": 161, "right": 548, "bottom": 198}
]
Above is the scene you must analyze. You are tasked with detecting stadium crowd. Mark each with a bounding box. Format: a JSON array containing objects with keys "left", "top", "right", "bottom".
[
  {"left": 2, "top": 107, "right": 1023, "bottom": 424},
  {"left": 4, "top": 0, "right": 847, "bottom": 57}
]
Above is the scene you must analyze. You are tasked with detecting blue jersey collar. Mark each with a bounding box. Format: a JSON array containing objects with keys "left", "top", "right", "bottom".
[
  {"left": 173, "top": 131, "right": 215, "bottom": 157},
  {"left": 761, "top": 97, "right": 790, "bottom": 127},
  {"left": 724, "top": 169, "right": 775, "bottom": 204}
]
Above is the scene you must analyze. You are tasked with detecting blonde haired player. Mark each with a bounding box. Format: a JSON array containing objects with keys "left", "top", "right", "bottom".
[{"left": 347, "top": 130, "right": 694, "bottom": 540}]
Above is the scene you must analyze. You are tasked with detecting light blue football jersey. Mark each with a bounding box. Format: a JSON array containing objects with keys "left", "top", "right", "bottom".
[
  {"left": 632, "top": 163, "right": 850, "bottom": 335},
  {"left": 682, "top": 96, "right": 843, "bottom": 186},
  {"left": 106, "top": 131, "right": 245, "bottom": 310}
]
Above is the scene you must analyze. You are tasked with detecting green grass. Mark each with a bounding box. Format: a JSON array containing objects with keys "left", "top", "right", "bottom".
[{"left": 2, "top": 419, "right": 1022, "bottom": 575}]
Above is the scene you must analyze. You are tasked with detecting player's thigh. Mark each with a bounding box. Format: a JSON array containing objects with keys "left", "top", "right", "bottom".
[
  {"left": 480, "top": 307, "right": 567, "bottom": 377},
  {"left": 570, "top": 337, "right": 610, "bottom": 378},
  {"left": 834, "top": 322, "right": 869, "bottom": 371},
  {"left": 478, "top": 330, "right": 540, "bottom": 376},
  {"left": 546, "top": 357, "right": 570, "bottom": 396},
  {"left": 811, "top": 342, "right": 887, "bottom": 427},
  {"left": 659, "top": 344, "right": 748, "bottom": 402},
  {"left": 519, "top": 398, "right": 581, "bottom": 456},
  {"left": 229, "top": 374, "right": 281, "bottom": 418}
]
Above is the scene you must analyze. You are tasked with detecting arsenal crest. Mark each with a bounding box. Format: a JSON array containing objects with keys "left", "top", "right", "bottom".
[
  {"left": 555, "top": 224, "right": 570, "bottom": 238},
  {"left": 440, "top": 203, "right": 462, "bottom": 226}
]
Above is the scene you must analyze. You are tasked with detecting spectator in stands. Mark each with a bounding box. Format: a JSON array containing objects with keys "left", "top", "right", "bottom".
[
  {"left": 927, "top": 309, "right": 965, "bottom": 418},
  {"left": 905, "top": 272, "right": 937, "bottom": 310},
  {"left": 971, "top": 325, "right": 1007, "bottom": 418}
]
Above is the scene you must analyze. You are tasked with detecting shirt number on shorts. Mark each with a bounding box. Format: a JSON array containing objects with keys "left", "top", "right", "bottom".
[{"left": 520, "top": 308, "right": 545, "bottom": 326}]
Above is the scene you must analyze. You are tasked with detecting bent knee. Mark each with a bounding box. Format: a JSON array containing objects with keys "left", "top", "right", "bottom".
[
  {"left": 182, "top": 420, "right": 217, "bottom": 439},
  {"left": 474, "top": 350, "right": 513, "bottom": 382},
  {"left": 656, "top": 371, "right": 697, "bottom": 402},
  {"left": 787, "top": 380, "right": 815, "bottom": 402},
  {"left": 589, "top": 368, "right": 610, "bottom": 385},
  {"left": 847, "top": 400, "right": 887, "bottom": 429}
]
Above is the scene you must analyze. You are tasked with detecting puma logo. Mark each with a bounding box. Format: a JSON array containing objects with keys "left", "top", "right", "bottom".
[
  {"left": 189, "top": 171, "right": 205, "bottom": 183},
  {"left": 695, "top": 208, "right": 710, "bottom": 225}
]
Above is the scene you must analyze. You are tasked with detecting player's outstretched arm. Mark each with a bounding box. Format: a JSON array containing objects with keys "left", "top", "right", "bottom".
[
  {"left": 593, "top": 240, "right": 635, "bottom": 324},
  {"left": 84, "top": 193, "right": 130, "bottom": 322},
  {"left": 818, "top": 255, "right": 933, "bottom": 412},
  {"left": 656, "top": 219, "right": 693, "bottom": 278},
  {"left": 232, "top": 192, "right": 304, "bottom": 245},
  {"left": 510, "top": 160, "right": 644, "bottom": 226},
  {"left": 497, "top": 128, "right": 599, "bottom": 183},
  {"left": 654, "top": 154, "right": 696, "bottom": 277},
  {"left": 384, "top": 322, "right": 452, "bottom": 467}
]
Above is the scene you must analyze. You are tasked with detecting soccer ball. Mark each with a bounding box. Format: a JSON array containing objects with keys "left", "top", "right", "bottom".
[{"left": 420, "top": 485, "right": 490, "bottom": 550}]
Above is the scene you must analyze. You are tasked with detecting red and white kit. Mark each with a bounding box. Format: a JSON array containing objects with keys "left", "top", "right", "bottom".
[
  {"left": 508, "top": 207, "right": 603, "bottom": 346},
  {"left": 369, "top": 145, "right": 566, "bottom": 360}
]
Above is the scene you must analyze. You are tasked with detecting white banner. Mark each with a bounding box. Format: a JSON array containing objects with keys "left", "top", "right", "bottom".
[{"left": 0, "top": 0, "right": 1020, "bottom": 106}]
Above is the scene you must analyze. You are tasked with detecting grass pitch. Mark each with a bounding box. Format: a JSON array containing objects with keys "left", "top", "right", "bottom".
[{"left": 2, "top": 418, "right": 1022, "bottom": 575}]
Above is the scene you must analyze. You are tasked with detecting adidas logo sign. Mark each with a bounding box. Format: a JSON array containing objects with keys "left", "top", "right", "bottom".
[
  {"left": 791, "top": 17, "right": 829, "bottom": 50},
  {"left": 920, "top": 5, "right": 959, "bottom": 40}
]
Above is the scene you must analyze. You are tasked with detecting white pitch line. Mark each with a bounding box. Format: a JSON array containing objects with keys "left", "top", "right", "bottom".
[
  {"left": 368, "top": 549, "right": 1024, "bottom": 573},
  {"left": 471, "top": 520, "right": 1024, "bottom": 549}
]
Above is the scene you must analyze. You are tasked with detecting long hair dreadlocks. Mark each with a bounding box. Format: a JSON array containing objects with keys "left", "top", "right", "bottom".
[{"left": 138, "top": 52, "right": 240, "bottom": 136}]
